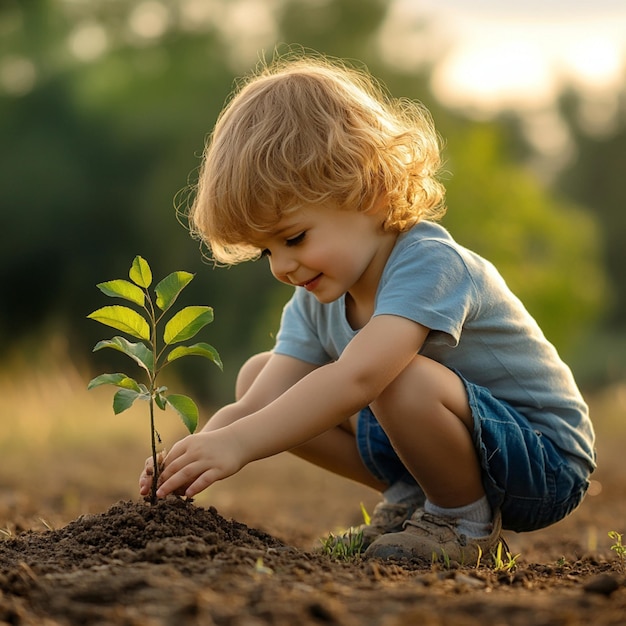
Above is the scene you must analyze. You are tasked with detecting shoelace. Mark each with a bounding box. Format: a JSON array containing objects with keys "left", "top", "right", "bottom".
[{"left": 403, "top": 512, "right": 470, "bottom": 546}]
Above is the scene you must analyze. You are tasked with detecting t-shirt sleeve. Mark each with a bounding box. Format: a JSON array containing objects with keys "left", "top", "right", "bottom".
[
  {"left": 374, "top": 239, "right": 478, "bottom": 346},
  {"left": 273, "top": 288, "right": 330, "bottom": 365}
]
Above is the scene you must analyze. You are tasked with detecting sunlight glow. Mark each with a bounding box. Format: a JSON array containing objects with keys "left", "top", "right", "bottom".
[
  {"left": 431, "top": 39, "right": 556, "bottom": 112},
  {"left": 561, "top": 36, "right": 624, "bottom": 89},
  {"left": 219, "top": 0, "right": 279, "bottom": 70},
  {"left": 383, "top": 0, "right": 626, "bottom": 117},
  {"left": 180, "top": 0, "right": 221, "bottom": 32},
  {"left": 128, "top": 1, "right": 170, "bottom": 41},
  {"left": 0, "top": 55, "right": 36, "bottom": 96},
  {"left": 68, "top": 22, "right": 109, "bottom": 62}
]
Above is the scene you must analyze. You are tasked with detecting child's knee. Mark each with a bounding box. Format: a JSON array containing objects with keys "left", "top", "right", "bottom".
[
  {"left": 378, "top": 356, "right": 441, "bottom": 404},
  {"left": 235, "top": 351, "right": 272, "bottom": 400},
  {"left": 375, "top": 356, "right": 470, "bottom": 423}
]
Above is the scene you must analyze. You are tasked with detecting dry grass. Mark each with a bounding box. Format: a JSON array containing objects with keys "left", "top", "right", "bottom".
[
  {"left": 0, "top": 337, "right": 187, "bottom": 449},
  {"left": 0, "top": 336, "right": 192, "bottom": 523}
]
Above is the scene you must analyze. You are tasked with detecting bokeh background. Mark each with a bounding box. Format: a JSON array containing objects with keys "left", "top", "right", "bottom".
[{"left": 1, "top": 0, "right": 625, "bottom": 525}]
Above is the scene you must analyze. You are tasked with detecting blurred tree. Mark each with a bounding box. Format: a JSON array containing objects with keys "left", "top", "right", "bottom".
[
  {"left": 277, "top": 0, "right": 387, "bottom": 60},
  {"left": 555, "top": 88, "right": 626, "bottom": 329},
  {"left": 441, "top": 120, "right": 607, "bottom": 352}
]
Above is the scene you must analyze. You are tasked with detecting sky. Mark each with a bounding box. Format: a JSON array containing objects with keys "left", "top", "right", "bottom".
[{"left": 380, "top": 0, "right": 626, "bottom": 115}]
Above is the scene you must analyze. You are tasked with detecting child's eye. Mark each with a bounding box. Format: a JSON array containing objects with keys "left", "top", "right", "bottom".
[{"left": 286, "top": 232, "right": 306, "bottom": 247}]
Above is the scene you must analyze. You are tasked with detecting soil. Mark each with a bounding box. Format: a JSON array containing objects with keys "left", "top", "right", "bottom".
[{"left": 1, "top": 387, "right": 626, "bottom": 625}]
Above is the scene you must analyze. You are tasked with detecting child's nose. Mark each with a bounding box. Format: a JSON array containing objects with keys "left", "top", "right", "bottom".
[{"left": 269, "top": 250, "right": 298, "bottom": 282}]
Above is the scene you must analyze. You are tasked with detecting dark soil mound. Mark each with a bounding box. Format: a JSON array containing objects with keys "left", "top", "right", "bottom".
[{"left": 0, "top": 496, "right": 286, "bottom": 573}]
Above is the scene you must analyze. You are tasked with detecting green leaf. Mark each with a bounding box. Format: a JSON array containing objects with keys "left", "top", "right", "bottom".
[
  {"left": 155, "top": 271, "right": 194, "bottom": 312},
  {"left": 166, "top": 342, "right": 223, "bottom": 370},
  {"left": 93, "top": 336, "right": 154, "bottom": 373},
  {"left": 165, "top": 394, "right": 199, "bottom": 433},
  {"left": 129, "top": 255, "right": 152, "bottom": 288},
  {"left": 87, "top": 305, "right": 150, "bottom": 341},
  {"left": 163, "top": 306, "right": 214, "bottom": 345},
  {"left": 154, "top": 391, "right": 167, "bottom": 411},
  {"left": 87, "top": 372, "right": 141, "bottom": 391},
  {"left": 96, "top": 279, "right": 145, "bottom": 306},
  {"left": 113, "top": 388, "right": 146, "bottom": 414}
]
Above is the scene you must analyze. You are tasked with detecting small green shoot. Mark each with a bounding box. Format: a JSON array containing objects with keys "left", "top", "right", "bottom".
[
  {"left": 320, "top": 527, "right": 364, "bottom": 561},
  {"left": 431, "top": 548, "right": 452, "bottom": 569},
  {"left": 475, "top": 544, "right": 483, "bottom": 569},
  {"left": 87, "top": 256, "right": 222, "bottom": 504},
  {"left": 319, "top": 503, "right": 371, "bottom": 560},
  {"left": 254, "top": 557, "right": 273, "bottom": 575},
  {"left": 491, "top": 541, "right": 520, "bottom": 572},
  {"left": 609, "top": 531, "right": 626, "bottom": 572},
  {"left": 360, "top": 502, "right": 371, "bottom": 526}
]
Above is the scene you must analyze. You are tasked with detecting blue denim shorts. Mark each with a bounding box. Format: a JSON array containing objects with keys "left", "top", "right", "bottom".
[{"left": 356, "top": 374, "right": 592, "bottom": 533}]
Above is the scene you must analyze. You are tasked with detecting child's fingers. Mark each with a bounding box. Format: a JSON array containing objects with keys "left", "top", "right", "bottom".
[{"left": 139, "top": 454, "right": 160, "bottom": 494}]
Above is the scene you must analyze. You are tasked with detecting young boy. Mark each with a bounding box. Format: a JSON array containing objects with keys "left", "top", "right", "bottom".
[{"left": 140, "top": 55, "right": 595, "bottom": 563}]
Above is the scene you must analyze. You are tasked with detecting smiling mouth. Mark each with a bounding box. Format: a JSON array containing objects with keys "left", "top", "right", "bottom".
[{"left": 300, "top": 274, "right": 322, "bottom": 291}]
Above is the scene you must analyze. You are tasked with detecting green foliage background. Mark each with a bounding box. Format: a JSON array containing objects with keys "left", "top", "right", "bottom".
[{"left": 1, "top": 0, "right": 623, "bottom": 404}]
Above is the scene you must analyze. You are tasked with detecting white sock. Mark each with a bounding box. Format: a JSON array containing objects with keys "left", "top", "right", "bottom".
[
  {"left": 383, "top": 482, "right": 425, "bottom": 508},
  {"left": 424, "top": 496, "right": 492, "bottom": 538}
]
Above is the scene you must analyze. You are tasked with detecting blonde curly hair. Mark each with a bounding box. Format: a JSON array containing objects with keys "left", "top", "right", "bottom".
[{"left": 188, "top": 54, "right": 446, "bottom": 265}]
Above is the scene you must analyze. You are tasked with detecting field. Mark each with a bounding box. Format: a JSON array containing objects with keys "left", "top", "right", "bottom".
[{"left": 1, "top": 345, "right": 626, "bottom": 625}]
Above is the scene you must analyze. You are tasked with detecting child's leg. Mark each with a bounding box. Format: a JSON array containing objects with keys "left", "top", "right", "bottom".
[
  {"left": 235, "top": 352, "right": 386, "bottom": 492},
  {"left": 237, "top": 353, "right": 428, "bottom": 550},
  {"left": 370, "top": 354, "right": 484, "bottom": 508},
  {"left": 365, "top": 355, "right": 501, "bottom": 562}
]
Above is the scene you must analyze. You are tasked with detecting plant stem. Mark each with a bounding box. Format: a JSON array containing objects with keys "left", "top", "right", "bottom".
[
  {"left": 147, "top": 288, "right": 159, "bottom": 505},
  {"left": 149, "top": 394, "right": 158, "bottom": 505}
]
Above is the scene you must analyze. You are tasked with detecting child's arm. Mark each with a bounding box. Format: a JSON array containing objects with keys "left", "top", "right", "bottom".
[
  {"left": 157, "top": 314, "right": 428, "bottom": 498},
  {"left": 139, "top": 353, "right": 316, "bottom": 497},
  {"left": 200, "top": 354, "right": 319, "bottom": 432}
]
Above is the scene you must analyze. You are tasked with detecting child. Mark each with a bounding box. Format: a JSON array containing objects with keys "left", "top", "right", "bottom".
[{"left": 139, "top": 55, "right": 595, "bottom": 563}]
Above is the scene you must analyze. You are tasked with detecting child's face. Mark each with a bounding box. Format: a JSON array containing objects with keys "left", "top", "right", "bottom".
[{"left": 250, "top": 203, "right": 396, "bottom": 305}]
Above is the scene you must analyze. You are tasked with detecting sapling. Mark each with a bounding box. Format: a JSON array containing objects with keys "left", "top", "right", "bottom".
[{"left": 87, "top": 255, "right": 222, "bottom": 504}]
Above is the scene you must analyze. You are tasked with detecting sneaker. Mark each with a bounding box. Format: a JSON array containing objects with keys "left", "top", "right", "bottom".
[
  {"left": 364, "top": 509, "right": 503, "bottom": 565},
  {"left": 336, "top": 500, "right": 420, "bottom": 552}
]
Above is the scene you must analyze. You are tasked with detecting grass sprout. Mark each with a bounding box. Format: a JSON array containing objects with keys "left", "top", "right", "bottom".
[
  {"left": 475, "top": 544, "right": 483, "bottom": 569},
  {"left": 609, "top": 530, "right": 626, "bottom": 571},
  {"left": 360, "top": 502, "right": 371, "bottom": 525},
  {"left": 491, "top": 541, "right": 520, "bottom": 572},
  {"left": 320, "top": 527, "right": 364, "bottom": 560},
  {"left": 254, "top": 557, "right": 273, "bottom": 575},
  {"left": 0, "top": 527, "right": 13, "bottom": 540}
]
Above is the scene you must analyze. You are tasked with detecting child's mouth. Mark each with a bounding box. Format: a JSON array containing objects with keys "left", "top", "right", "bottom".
[{"left": 302, "top": 274, "right": 322, "bottom": 291}]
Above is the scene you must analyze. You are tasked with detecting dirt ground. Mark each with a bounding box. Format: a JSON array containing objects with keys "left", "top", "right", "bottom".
[{"left": 1, "top": 385, "right": 626, "bottom": 625}]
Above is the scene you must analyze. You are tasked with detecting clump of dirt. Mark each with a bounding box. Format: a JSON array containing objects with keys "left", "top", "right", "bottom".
[{"left": 1, "top": 496, "right": 626, "bottom": 626}]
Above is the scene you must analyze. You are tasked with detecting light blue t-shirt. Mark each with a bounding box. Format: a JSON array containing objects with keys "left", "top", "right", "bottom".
[{"left": 274, "top": 221, "right": 595, "bottom": 470}]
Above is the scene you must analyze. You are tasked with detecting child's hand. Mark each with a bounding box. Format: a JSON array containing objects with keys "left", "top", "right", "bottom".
[
  {"left": 139, "top": 456, "right": 153, "bottom": 497},
  {"left": 139, "top": 450, "right": 173, "bottom": 497},
  {"left": 155, "top": 430, "right": 245, "bottom": 499}
]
